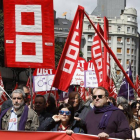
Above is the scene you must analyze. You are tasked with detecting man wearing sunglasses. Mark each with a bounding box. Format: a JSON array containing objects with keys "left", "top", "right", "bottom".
[{"left": 85, "top": 87, "right": 132, "bottom": 139}]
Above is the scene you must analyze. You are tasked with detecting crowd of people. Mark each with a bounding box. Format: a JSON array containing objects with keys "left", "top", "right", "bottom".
[{"left": 0, "top": 85, "right": 140, "bottom": 140}]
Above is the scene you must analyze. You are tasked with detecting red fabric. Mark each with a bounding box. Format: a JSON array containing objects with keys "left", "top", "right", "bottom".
[
  {"left": 84, "top": 11, "right": 137, "bottom": 93},
  {"left": 14, "top": 82, "right": 18, "bottom": 90},
  {"left": 109, "top": 78, "right": 117, "bottom": 99},
  {"left": 33, "top": 68, "right": 56, "bottom": 76},
  {"left": 0, "top": 72, "right": 7, "bottom": 105},
  {"left": 103, "top": 17, "right": 110, "bottom": 90},
  {"left": 135, "top": 75, "right": 140, "bottom": 97},
  {"left": 52, "top": 6, "right": 84, "bottom": 91},
  {"left": 4, "top": 0, "right": 55, "bottom": 68},
  {"left": 0, "top": 131, "right": 120, "bottom": 140},
  {"left": 91, "top": 24, "right": 103, "bottom": 87}
]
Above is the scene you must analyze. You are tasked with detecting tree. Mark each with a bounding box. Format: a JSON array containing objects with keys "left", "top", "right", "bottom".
[{"left": 111, "top": 63, "right": 123, "bottom": 93}]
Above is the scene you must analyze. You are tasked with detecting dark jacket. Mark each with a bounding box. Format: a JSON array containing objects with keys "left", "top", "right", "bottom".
[
  {"left": 74, "top": 101, "right": 91, "bottom": 120},
  {"left": 37, "top": 117, "right": 86, "bottom": 133},
  {"left": 85, "top": 108, "right": 132, "bottom": 139},
  {"left": 37, "top": 111, "right": 52, "bottom": 126},
  {"left": 1, "top": 99, "right": 12, "bottom": 112}
]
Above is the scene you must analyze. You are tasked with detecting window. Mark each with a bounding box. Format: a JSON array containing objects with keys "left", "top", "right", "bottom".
[
  {"left": 64, "top": 28, "right": 69, "bottom": 32},
  {"left": 118, "top": 59, "right": 122, "bottom": 63},
  {"left": 88, "top": 35, "right": 93, "bottom": 41},
  {"left": 108, "top": 37, "right": 111, "bottom": 43},
  {"left": 88, "top": 24, "right": 91, "bottom": 30},
  {"left": 62, "top": 21, "right": 68, "bottom": 25},
  {"left": 127, "top": 38, "right": 130, "bottom": 44},
  {"left": 116, "top": 70, "right": 121, "bottom": 75},
  {"left": 127, "top": 49, "right": 130, "bottom": 54},
  {"left": 126, "top": 59, "right": 130, "bottom": 64},
  {"left": 87, "top": 57, "right": 91, "bottom": 62},
  {"left": 117, "top": 26, "right": 121, "bottom": 32},
  {"left": 131, "top": 49, "right": 134, "bottom": 54},
  {"left": 87, "top": 46, "right": 91, "bottom": 51},
  {"left": 132, "top": 17, "right": 135, "bottom": 22},
  {"left": 109, "top": 26, "right": 111, "bottom": 32},
  {"left": 127, "top": 16, "right": 131, "bottom": 21},
  {"left": 131, "top": 60, "right": 133, "bottom": 65},
  {"left": 117, "top": 48, "right": 122, "bottom": 53},
  {"left": 127, "top": 27, "right": 130, "bottom": 33},
  {"left": 132, "top": 38, "right": 135, "bottom": 45},
  {"left": 132, "top": 28, "right": 135, "bottom": 34},
  {"left": 117, "top": 37, "right": 122, "bottom": 43}
]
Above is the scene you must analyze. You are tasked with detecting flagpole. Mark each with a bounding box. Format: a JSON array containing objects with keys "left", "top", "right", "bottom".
[
  {"left": 128, "top": 62, "right": 130, "bottom": 103},
  {"left": 29, "top": 68, "right": 33, "bottom": 109},
  {"left": 128, "top": 82, "right": 129, "bottom": 103},
  {"left": 0, "top": 85, "right": 12, "bottom": 100}
]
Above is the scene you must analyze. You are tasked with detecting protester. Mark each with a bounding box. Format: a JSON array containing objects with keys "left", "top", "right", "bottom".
[
  {"left": 136, "top": 97, "right": 140, "bottom": 103},
  {"left": 131, "top": 109, "right": 140, "bottom": 139},
  {"left": 118, "top": 102, "right": 138, "bottom": 130},
  {"left": 85, "top": 87, "right": 132, "bottom": 139},
  {"left": 0, "top": 89, "right": 39, "bottom": 131},
  {"left": 44, "top": 93, "right": 58, "bottom": 115},
  {"left": 68, "top": 91, "right": 91, "bottom": 120},
  {"left": 85, "top": 88, "right": 97, "bottom": 109},
  {"left": 34, "top": 95, "right": 52, "bottom": 125},
  {"left": 131, "top": 102, "right": 140, "bottom": 120},
  {"left": 108, "top": 97, "right": 117, "bottom": 106},
  {"left": 117, "top": 96, "right": 128, "bottom": 104},
  {"left": 37, "top": 103, "right": 86, "bottom": 134},
  {"left": 1, "top": 84, "right": 30, "bottom": 112}
]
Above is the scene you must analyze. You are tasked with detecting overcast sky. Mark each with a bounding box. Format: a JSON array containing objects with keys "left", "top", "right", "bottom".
[{"left": 53, "top": 0, "right": 140, "bottom": 32}]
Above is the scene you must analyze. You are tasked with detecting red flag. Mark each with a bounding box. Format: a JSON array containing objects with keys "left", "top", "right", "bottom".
[
  {"left": 103, "top": 17, "right": 110, "bottom": 90},
  {"left": 109, "top": 78, "right": 117, "bottom": 99},
  {"left": 91, "top": 24, "right": 103, "bottom": 86},
  {"left": 4, "top": 0, "right": 55, "bottom": 68},
  {"left": 52, "top": 6, "right": 84, "bottom": 91},
  {"left": 135, "top": 75, "right": 140, "bottom": 97},
  {"left": 0, "top": 72, "right": 7, "bottom": 105},
  {"left": 14, "top": 82, "right": 18, "bottom": 90}
]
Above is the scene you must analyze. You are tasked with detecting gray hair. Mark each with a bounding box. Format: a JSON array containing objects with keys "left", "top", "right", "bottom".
[
  {"left": 11, "top": 89, "right": 25, "bottom": 99},
  {"left": 117, "top": 96, "right": 127, "bottom": 104}
]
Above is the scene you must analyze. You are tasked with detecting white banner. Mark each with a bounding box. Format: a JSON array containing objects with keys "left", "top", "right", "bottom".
[
  {"left": 33, "top": 75, "right": 55, "bottom": 92},
  {"left": 84, "top": 71, "right": 98, "bottom": 88}
]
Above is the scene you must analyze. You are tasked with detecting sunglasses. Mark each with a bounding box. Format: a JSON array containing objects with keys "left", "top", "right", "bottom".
[
  {"left": 93, "top": 95, "right": 105, "bottom": 99},
  {"left": 59, "top": 110, "right": 71, "bottom": 115}
]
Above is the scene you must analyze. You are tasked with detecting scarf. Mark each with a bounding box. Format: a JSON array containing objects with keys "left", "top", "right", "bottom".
[
  {"left": 94, "top": 103, "right": 119, "bottom": 129},
  {"left": 0, "top": 105, "right": 29, "bottom": 130}
]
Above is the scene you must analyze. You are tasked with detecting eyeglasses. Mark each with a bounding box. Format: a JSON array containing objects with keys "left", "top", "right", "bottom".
[
  {"left": 59, "top": 110, "right": 71, "bottom": 115},
  {"left": 93, "top": 95, "right": 105, "bottom": 99}
]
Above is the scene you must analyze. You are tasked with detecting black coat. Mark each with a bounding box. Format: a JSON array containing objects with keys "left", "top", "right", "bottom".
[{"left": 37, "top": 117, "right": 86, "bottom": 133}]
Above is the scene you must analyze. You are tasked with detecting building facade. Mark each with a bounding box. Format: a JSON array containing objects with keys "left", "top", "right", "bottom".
[{"left": 82, "top": 7, "right": 139, "bottom": 79}]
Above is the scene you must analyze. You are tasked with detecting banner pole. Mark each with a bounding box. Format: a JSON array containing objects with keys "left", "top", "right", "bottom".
[
  {"left": 29, "top": 68, "right": 33, "bottom": 109},
  {"left": 0, "top": 85, "right": 12, "bottom": 100}
]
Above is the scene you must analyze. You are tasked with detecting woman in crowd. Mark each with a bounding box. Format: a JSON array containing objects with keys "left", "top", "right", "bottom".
[
  {"left": 118, "top": 102, "right": 138, "bottom": 130},
  {"left": 37, "top": 103, "right": 86, "bottom": 134},
  {"left": 131, "top": 102, "right": 140, "bottom": 120},
  {"left": 131, "top": 109, "right": 140, "bottom": 139}
]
